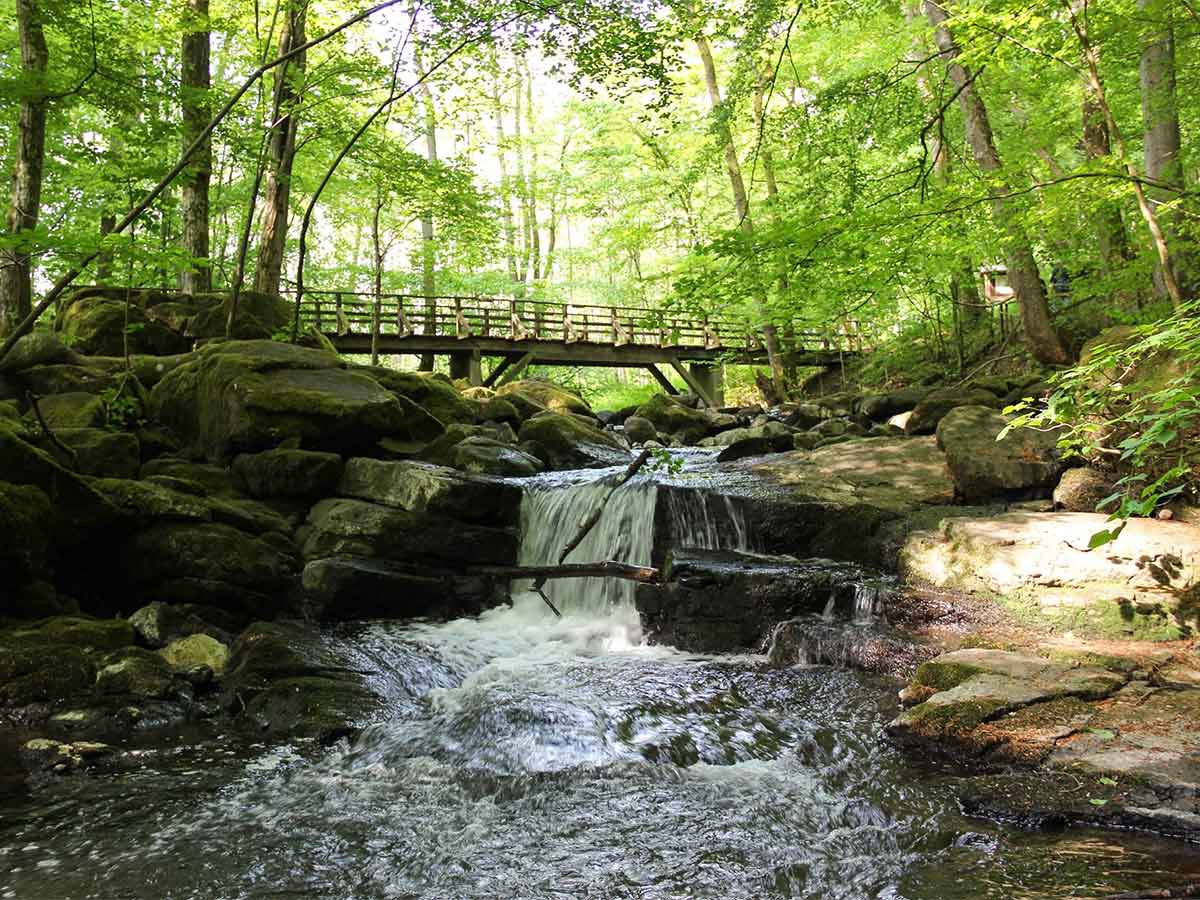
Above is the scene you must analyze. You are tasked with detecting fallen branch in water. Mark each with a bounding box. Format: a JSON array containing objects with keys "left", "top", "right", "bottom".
[
  {"left": 557, "top": 448, "right": 653, "bottom": 565},
  {"left": 472, "top": 561, "right": 660, "bottom": 583}
]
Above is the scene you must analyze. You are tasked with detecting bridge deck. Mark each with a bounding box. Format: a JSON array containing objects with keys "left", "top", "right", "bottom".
[{"left": 292, "top": 290, "right": 855, "bottom": 369}]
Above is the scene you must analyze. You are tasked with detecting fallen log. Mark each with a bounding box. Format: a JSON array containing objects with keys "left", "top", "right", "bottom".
[{"left": 471, "top": 561, "right": 660, "bottom": 583}]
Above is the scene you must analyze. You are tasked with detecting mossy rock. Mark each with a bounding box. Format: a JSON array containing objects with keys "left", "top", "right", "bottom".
[
  {"left": 55, "top": 429, "right": 141, "bottom": 478},
  {"left": 13, "top": 363, "right": 118, "bottom": 396},
  {"left": 517, "top": 410, "right": 630, "bottom": 470},
  {"left": 147, "top": 341, "right": 417, "bottom": 460},
  {"left": 231, "top": 448, "right": 344, "bottom": 499},
  {"left": 935, "top": 405, "right": 1063, "bottom": 501},
  {"left": 95, "top": 647, "right": 175, "bottom": 699},
  {"left": 159, "top": 634, "right": 230, "bottom": 675},
  {"left": 355, "top": 365, "right": 476, "bottom": 426},
  {"left": 0, "top": 637, "right": 95, "bottom": 706},
  {"left": 496, "top": 379, "right": 594, "bottom": 418},
  {"left": 0, "top": 331, "right": 77, "bottom": 374},
  {"left": 633, "top": 393, "right": 711, "bottom": 445},
  {"left": 184, "top": 291, "right": 291, "bottom": 341},
  {"left": 138, "top": 458, "right": 239, "bottom": 497},
  {"left": 241, "top": 675, "right": 382, "bottom": 740},
  {"left": 33, "top": 392, "right": 105, "bottom": 429},
  {"left": 58, "top": 296, "right": 188, "bottom": 357},
  {"left": 450, "top": 435, "right": 544, "bottom": 476},
  {"left": 8, "top": 615, "right": 135, "bottom": 651},
  {"left": 476, "top": 396, "right": 522, "bottom": 427},
  {"left": 0, "top": 481, "right": 52, "bottom": 582},
  {"left": 905, "top": 388, "right": 1002, "bottom": 435}
]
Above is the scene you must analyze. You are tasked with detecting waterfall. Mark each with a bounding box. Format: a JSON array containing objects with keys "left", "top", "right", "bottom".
[{"left": 516, "top": 467, "right": 754, "bottom": 617}]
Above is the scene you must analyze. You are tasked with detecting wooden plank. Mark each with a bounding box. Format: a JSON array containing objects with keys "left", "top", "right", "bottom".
[
  {"left": 669, "top": 358, "right": 716, "bottom": 408},
  {"left": 483, "top": 354, "right": 514, "bottom": 388}
]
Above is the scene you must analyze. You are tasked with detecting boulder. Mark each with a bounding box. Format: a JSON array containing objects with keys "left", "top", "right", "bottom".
[
  {"left": 936, "top": 405, "right": 1064, "bottom": 500},
  {"left": 57, "top": 295, "right": 188, "bottom": 356},
  {"left": 1054, "top": 466, "right": 1116, "bottom": 512},
  {"left": 231, "top": 448, "right": 344, "bottom": 499},
  {"left": 92, "top": 476, "right": 213, "bottom": 522},
  {"left": 899, "top": 511, "right": 1200, "bottom": 639},
  {"left": 128, "top": 601, "right": 244, "bottom": 648},
  {"left": 13, "top": 363, "right": 117, "bottom": 396},
  {"left": 122, "top": 521, "right": 299, "bottom": 615},
  {"left": 700, "top": 422, "right": 792, "bottom": 448},
  {"left": 302, "top": 556, "right": 498, "bottom": 620},
  {"left": 518, "top": 411, "right": 630, "bottom": 470},
  {"left": 905, "top": 388, "right": 1002, "bottom": 435},
  {"left": 302, "top": 498, "right": 517, "bottom": 568},
  {"left": 0, "top": 331, "right": 76, "bottom": 374},
  {"left": 476, "top": 396, "right": 522, "bottom": 427},
  {"left": 338, "top": 458, "right": 522, "bottom": 527},
  {"left": 159, "top": 634, "right": 230, "bottom": 675},
  {"left": 148, "top": 341, "right": 421, "bottom": 460},
  {"left": 623, "top": 415, "right": 658, "bottom": 444},
  {"left": 496, "top": 379, "right": 594, "bottom": 418},
  {"left": 633, "top": 394, "right": 710, "bottom": 445},
  {"left": 356, "top": 365, "right": 476, "bottom": 426},
  {"left": 85, "top": 353, "right": 193, "bottom": 388},
  {"left": 138, "top": 458, "right": 239, "bottom": 497},
  {"left": 5, "top": 616, "right": 134, "bottom": 651},
  {"left": 0, "top": 481, "right": 52, "bottom": 590},
  {"left": 35, "top": 392, "right": 105, "bottom": 429},
  {"left": 0, "top": 635, "right": 95, "bottom": 706},
  {"left": 857, "top": 387, "right": 929, "bottom": 422},
  {"left": 716, "top": 433, "right": 793, "bottom": 462},
  {"left": 223, "top": 621, "right": 383, "bottom": 740},
  {"left": 55, "top": 428, "right": 140, "bottom": 478},
  {"left": 636, "top": 549, "right": 883, "bottom": 653},
  {"left": 450, "top": 435, "right": 544, "bottom": 476},
  {"left": 95, "top": 647, "right": 176, "bottom": 699}
]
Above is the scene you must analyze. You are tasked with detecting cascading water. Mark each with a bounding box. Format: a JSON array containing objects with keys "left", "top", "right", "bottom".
[{"left": 2, "top": 459, "right": 1198, "bottom": 899}]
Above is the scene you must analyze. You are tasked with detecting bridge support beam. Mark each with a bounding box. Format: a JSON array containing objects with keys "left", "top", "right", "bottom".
[
  {"left": 688, "top": 362, "right": 724, "bottom": 408},
  {"left": 669, "top": 359, "right": 718, "bottom": 409},
  {"left": 644, "top": 364, "right": 679, "bottom": 396},
  {"left": 491, "top": 352, "right": 535, "bottom": 388},
  {"left": 450, "top": 349, "right": 482, "bottom": 386}
]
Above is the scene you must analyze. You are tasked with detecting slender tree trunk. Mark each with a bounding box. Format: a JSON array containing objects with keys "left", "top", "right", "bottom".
[
  {"left": 180, "top": 0, "right": 212, "bottom": 294},
  {"left": 415, "top": 43, "right": 438, "bottom": 371},
  {"left": 525, "top": 60, "right": 541, "bottom": 284},
  {"left": 1138, "top": 0, "right": 1192, "bottom": 299},
  {"left": 695, "top": 31, "right": 786, "bottom": 398},
  {"left": 925, "top": 1, "right": 1069, "bottom": 364},
  {"left": 371, "top": 190, "right": 384, "bottom": 365},
  {"left": 491, "top": 57, "right": 518, "bottom": 285},
  {"left": 97, "top": 213, "right": 116, "bottom": 283},
  {"left": 0, "top": 0, "right": 49, "bottom": 337},
  {"left": 1063, "top": 0, "right": 1185, "bottom": 308},
  {"left": 512, "top": 60, "right": 530, "bottom": 288},
  {"left": 255, "top": 1, "right": 306, "bottom": 295}
]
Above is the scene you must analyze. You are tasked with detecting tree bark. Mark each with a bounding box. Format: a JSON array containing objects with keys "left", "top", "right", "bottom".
[
  {"left": 695, "top": 31, "right": 788, "bottom": 397},
  {"left": 925, "top": 1, "right": 1069, "bottom": 364},
  {"left": 1138, "top": 0, "right": 1192, "bottom": 299},
  {"left": 415, "top": 42, "right": 438, "bottom": 371},
  {"left": 180, "top": 0, "right": 212, "bottom": 294},
  {"left": 254, "top": 1, "right": 307, "bottom": 295},
  {"left": 0, "top": 0, "right": 49, "bottom": 337},
  {"left": 491, "top": 52, "right": 518, "bottom": 285}
]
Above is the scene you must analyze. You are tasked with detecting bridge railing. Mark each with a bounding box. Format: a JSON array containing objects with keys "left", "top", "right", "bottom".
[{"left": 283, "top": 289, "right": 849, "bottom": 352}]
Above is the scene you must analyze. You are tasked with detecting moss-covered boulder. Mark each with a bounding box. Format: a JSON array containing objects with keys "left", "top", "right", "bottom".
[
  {"left": 497, "top": 379, "right": 594, "bottom": 418},
  {"left": 231, "top": 448, "right": 344, "bottom": 499},
  {"left": 857, "top": 387, "right": 929, "bottom": 422},
  {"left": 159, "top": 634, "right": 229, "bottom": 675},
  {"left": 147, "top": 341, "right": 420, "bottom": 460},
  {"left": 302, "top": 497, "right": 517, "bottom": 568},
  {"left": 0, "top": 638, "right": 95, "bottom": 706},
  {"left": 0, "top": 331, "right": 77, "bottom": 374},
  {"left": 354, "top": 365, "right": 476, "bottom": 426},
  {"left": 476, "top": 395, "right": 522, "bottom": 427},
  {"left": 905, "top": 387, "right": 1002, "bottom": 435},
  {"left": 224, "top": 621, "right": 383, "bottom": 740},
  {"left": 0, "top": 481, "right": 53, "bottom": 589},
  {"left": 936, "top": 405, "right": 1064, "bottom": 501},
  {"left": 128, "top": 601, "right": 245, "bottom": 648},
  {"left": 450, "top": 435, "right": 544, "bottom": 476},
  {"left": 138, "top": 458, "right": 239, "bottom": 497},
  {"left": 55, "top": 429, "right": 140, "bottom": 478},
  {"left": 8, "top": 616, "right": 135, "bottom": 650},
  {"left": 58, "top": 294, "right": 188, "bottom": 357},
  {"left": 633, "top": 394, "right": 711, "bottom": 445},
  {"left": 122, "top": 521, "right": 299, "bottom": 616},
  {"left": 13, "top": 363, "right": 118, "bottom": 396},
  {"left": 518, "top": 410, "right": 630, "bottom": 470},
  {"left": 338, "top": 457, "right": 522, "bottom": 525},
  {"left": 95, "top": 647, "right": 176, "bottom": 699},
  {"left": 35, "top": 392, "right": 105, "bottom": 429}
]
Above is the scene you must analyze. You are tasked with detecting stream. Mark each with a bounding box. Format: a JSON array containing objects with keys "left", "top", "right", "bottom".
[{"left": 2, "top": 459, "right": 1199, "bottom": 898}]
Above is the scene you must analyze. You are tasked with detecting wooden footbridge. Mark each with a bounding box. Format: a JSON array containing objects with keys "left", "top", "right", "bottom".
[{"left": 290, "top": 289, "right": 856, "bottom": 407}]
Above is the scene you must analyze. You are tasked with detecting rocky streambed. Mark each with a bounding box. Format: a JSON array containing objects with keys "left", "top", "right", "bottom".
[{"left": 2, "top": 305, "right": 1200, "bottom": 894}]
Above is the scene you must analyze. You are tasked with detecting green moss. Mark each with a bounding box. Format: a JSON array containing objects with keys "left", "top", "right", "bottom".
[
  {"left": 913, "top": 660, "right": 987, "bottom": 692},
  {"left": 903, "top": 696, "right": 1009, "bottom": 734},
  {"left": 9, "top": 616, "right": 134, "bottom": 651},
  {"left": 999, "top": 589, "right": 1184, "bottom": 642}
]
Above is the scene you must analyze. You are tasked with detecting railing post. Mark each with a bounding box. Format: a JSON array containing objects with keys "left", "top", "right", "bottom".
[
  {"left": 335, "top": 292, "right": 348, "bottom": 336},
  {"left": 314, "top": 298, "right": 323, "bottom": 332}
]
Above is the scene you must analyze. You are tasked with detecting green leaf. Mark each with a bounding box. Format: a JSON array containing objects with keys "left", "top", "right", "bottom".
[
  {"left": 1088, "top": 728, "right": 1116, "bottom": 740},
  {"left": 1098, "top": 776, "right": 1118, "bottom": 786},
  {"left": 1089, "top": 798, "right": 1109, "bottom": 807}
]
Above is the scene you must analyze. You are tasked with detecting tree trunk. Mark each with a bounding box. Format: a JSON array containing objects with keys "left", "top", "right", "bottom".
[
  {"left": 254, "top": 1, "right": 306, "bottom": 295},
  {"left": 695, "top": 31, "right": 787, "bottom": 397},
  {"left": 525, "top": 60, "right": 541, "bottom": 285},
  {"left": 180, "top": 0, "right": 212, "bottom": 294},
  {"left": 415, "top": 43, "right": 438, "bottom": 371},
  {"left": 925, "top": 1, "right": 1069, "bottom": 365},
  {"left": 490, "top": 53, "right": 518, "bottom": 285},
  {"left": 371, "top": 189, "right": 384, "bottom": 365},
  {"left": 0, "top": 0, "right": 49, "bottom": 337},
  {"left": 512, "top": 60, "right": 530, "bottom": 288},
  {"left": 97, "top": 213, "right": 116, "bottom": 283},
  {"left": 1138, "top": 0, "right": 1192, "bottom": 298}
]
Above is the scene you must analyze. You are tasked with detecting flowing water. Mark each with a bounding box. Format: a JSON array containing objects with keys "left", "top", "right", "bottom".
[{"left": 2, "top": 461, "right": 1199, "bottom": 899}]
